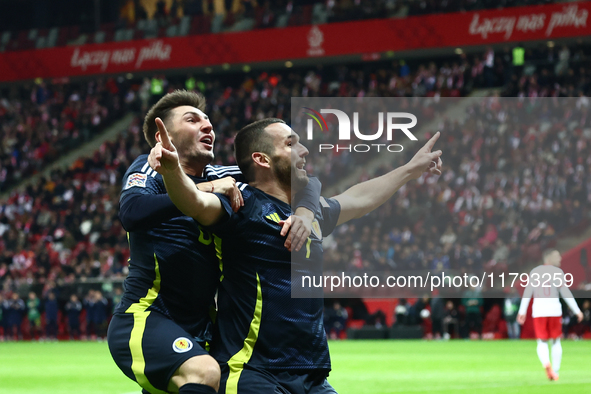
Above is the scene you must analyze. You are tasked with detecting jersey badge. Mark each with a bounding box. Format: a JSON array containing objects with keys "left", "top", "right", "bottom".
[
  {"left": 172, "top": 337, "right": 193, "bottom": 353},
  {"left": 124, "top": 173, "right": 148, "bottom": 190},
  {"left": 311, "top": 219, "right": 322, "bottom": 240}
]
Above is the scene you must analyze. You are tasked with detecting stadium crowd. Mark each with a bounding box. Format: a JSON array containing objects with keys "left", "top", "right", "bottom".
[
  {"left": 0, "top": 78, "right": 136, "bottom": 192},
  {"left": 1, "top": 41, "right": 591, "bottom": 340},
  {"left": 321, "top": 95, "right": 591, "bottom": 277}
]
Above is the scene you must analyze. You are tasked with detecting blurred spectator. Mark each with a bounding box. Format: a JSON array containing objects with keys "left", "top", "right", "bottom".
[
  {"left": 44, "top": 291, "right": 58, "bottom": 340},
  {"left": 409, "top": 295, "right": 430, "bottom": 325},
  {"left": 504, "top": 288, "right": 521, "bottom": 339},
  {"left": 111, "top": 287, "right": 123, "bottom": 314},
  {"left": 324, "top": 301, "right": 348, "bottom": 339},
  {"left": 26, "top": 291, "right": 42, "bottom": 340},
  {"left": 442, "top": 300, "right": 459, "bottom": 340},
  {"left": 84, "top": 289, "right": 109, "bottom": 340},
  {"left": 84, "top": 289, "right": 97, "bottom": 339},
  {"left": 439, "top": 225, "right": 457, "bottom": 246},
  {"left": 571, "top": 299, "right": 590, "bottom": 338},
  {"left": 582, "top": 300, "right": 591, "bottom": 332},
  {"left": 0, "top": 293, "right": 5, "bottom": 340},
  {"left": 94, "top": 291, "right": 109, "bottom": 341},
  {"left": 462, "top": 286, "right": 483, "bottom": 339},
  {"left": 6, "top": 293, "right": 25, "bottom": 340},
  {"left": 555, "top": 45, "right": 570, "bottom": 76},
  {"left": 394, "top": 298, "right": 411, "bottom": 325},
  {"left": 65, "top": 294, "right": 83, "bottom": 340},
  {"left": 430, "top": 293, "right": 444, "bottom": 339}
]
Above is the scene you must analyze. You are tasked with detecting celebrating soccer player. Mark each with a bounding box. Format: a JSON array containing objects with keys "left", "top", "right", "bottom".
[
  {"left": 148, "top": 117, "right": 442, "bottom": 393},
  {"left": 108, "top": 91, "right": 321, "bottom": 394}
]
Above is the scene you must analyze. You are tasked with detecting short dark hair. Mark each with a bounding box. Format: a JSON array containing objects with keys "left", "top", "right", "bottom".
[
  {"left": 234, "top": 118, "right": 286, "bottom": 182},
  {"left": 143, "top": 90, "right": 206, "bottom": 147}
]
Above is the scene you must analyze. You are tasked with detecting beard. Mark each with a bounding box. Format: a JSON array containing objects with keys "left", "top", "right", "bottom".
[
  {"left": 181, "top": 146, "right": 215, "bottom": 166},
  {"left": 272, "top": 154, "right": 308, "bottom": 193}
]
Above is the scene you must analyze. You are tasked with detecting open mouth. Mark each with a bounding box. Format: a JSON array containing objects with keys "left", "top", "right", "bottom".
[
  {"left": 295, "top": 162, "right": 306, "bottom": 171},
  {"left": 200, "top": 136, "right": 213, "bottom": 148}
]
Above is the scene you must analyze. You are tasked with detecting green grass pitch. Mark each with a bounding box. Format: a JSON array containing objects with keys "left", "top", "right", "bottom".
[{"left": 0, "top": 340, "right": 589, "bottom": 393}]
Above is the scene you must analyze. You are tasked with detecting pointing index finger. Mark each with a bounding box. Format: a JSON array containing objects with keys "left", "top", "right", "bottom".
[
  {"left": 423, "top": 131, "right": 440, "bottom": 152},
  {"left": 155, "top": 118, "right": 172, "bottom": 149}
]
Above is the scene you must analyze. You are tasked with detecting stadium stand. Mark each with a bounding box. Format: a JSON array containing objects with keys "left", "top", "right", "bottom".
[
  {"left": 0, "top": 78, "right": 136, "bottom": 192},
  {"left": 0, "top": 0, "right": 560, "bottom": 52}
]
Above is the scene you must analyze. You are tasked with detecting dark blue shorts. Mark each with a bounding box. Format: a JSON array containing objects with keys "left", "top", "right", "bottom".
[
  {"left": 108, "top": 311, "right": 209, "bottom": 393},
  {"left": 219, "top": 363, "right": 337, "bottom": 394}
]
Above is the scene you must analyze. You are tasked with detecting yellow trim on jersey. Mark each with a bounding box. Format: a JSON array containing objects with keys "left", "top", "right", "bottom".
[
  {"left": 225, "top": 273, "right": 263, "bottom": 394},
  {"left": 124, "top": 253, "right": 166, "bottom": 394},
  {"left": 305, "top": 238, "right": 312, "bottom": 259},
  {"left": 214, "top": 234, "right": 224, "bottom": 282},
  {"left": 265, "top": 213, "right": 281, "bottom": 223},
  {"left": 198, "top": 226, "right": 213, "bottom": 245}
]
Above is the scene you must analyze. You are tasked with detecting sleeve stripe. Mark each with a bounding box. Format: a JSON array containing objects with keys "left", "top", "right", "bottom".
[
  {"left": 151, "top": 171, "right": 157, "bottom": 178},
  {"left": 215, "top": 171, "right": 243, "bottom": 176},
  {"left": 146, "top": 168, "right": 153, "bottom": 176},
  {"left": 206, "top": 165, "right": 241, "bottom": 176},
  {"left": 238, "top": 183, "right": 247, "bottom": 191},
  {"left": 141, "top": 162, "right": 150, "bottom": 173}
]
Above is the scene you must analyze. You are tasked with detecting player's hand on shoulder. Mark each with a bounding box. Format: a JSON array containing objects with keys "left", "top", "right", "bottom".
[
  {"left": 279, "top": 214, "right": 312, "bottom": 252},
  {"left": 207, "top": 177, "right": 244, "bottom": 212},
  {"left": 404, "top": 131, "right": 443, "bottom": 180},
  {"left": 148, "top": 117, "right": 180, "bottom": 174}
]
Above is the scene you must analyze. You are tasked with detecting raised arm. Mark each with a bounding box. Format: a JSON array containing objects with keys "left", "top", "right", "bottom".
[
  {"left": 333, "top": 132, "right": 443, "bottom": 226},
  {"left": 148, "top": 117, "right": 225, "bottom": 226}
]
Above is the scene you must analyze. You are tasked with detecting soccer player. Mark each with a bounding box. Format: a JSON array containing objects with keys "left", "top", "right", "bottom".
[
  {"left": 148, "top": 117, "right": 442, "bottom": 393},
  {"left": 108, "top": 91, "right": 321, "bottom": 394},
  {"left": 517, "top": 249, "right": 583, "bottom": 381}
]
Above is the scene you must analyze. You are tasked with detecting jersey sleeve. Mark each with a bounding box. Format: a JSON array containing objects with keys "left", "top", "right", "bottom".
[
  {"left": 119, "top": 155, "right": 166, "bottom": 198},
  {"left": 319, "top": 197, "right": 341, "bottom": 237},
  {"left": 202, "top": 193, "right": 237, "bottom": 236},
  {"left": 293, "top": 176, "right": 321, "bottom": 214},
  {"left": 205, "top": 165, "right": 246, "bottom": 183},
  {"left": 118, "top": 155, "right": 183, "bottom": 231},
  {"left": 518, "top": 268, "right": 536, "bottom": 315}
]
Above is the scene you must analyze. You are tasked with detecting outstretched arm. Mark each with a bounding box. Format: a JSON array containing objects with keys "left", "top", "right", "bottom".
[
  {"left": 333, "top": 132, "right": 443, "bottom": 226},
  {"left": 148, "top": 118, "right": 225, "bottom": 226}
]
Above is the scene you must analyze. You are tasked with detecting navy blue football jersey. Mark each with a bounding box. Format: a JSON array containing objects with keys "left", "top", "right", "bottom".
[
  {"left": 208, "top": 184, "right": 341, "bottom": 371},
  {"left": 115, "top": 154, "right": 244, "bottom": 340}
]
